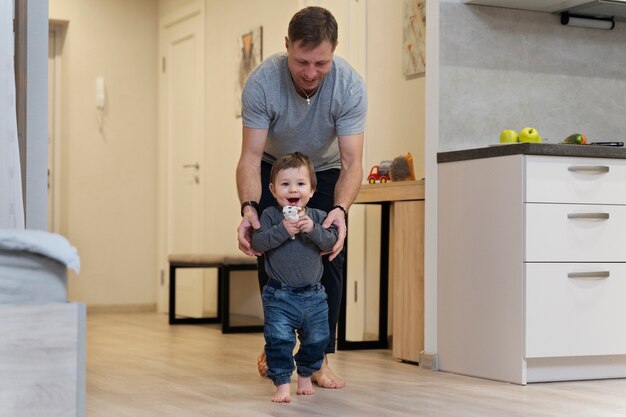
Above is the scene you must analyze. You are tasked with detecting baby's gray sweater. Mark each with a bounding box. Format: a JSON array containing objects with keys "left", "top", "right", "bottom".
[{"left": 251, "top": 206, "right": 338, "bottom": 287}]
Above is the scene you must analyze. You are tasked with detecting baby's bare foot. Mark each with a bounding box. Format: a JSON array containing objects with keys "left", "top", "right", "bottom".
[
  {"left": 297, "top": 375, "right": 315, "bottom": 395},
  {"left": 272, "top": 383, "right": 291, "bottom": 403}
]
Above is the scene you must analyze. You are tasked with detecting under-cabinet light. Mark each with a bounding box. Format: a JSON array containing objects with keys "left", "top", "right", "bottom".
[{"left": 561, "top": 12, "right": 615, "bottom": 30}]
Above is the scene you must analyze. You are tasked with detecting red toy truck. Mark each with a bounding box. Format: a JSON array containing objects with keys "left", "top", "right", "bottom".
[{"left": 367, "top": 160, "right": 392, "bottom": 184}]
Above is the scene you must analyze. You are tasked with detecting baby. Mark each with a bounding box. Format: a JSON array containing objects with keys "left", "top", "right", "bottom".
[{"left": 251, "top": 152, "right": 338, "bottom": 402}]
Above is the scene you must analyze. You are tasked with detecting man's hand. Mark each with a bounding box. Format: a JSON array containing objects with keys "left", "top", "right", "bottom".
[
  {"left": 236, "top": 127, "right": 267, "bottom": 256},
  {"left": 238, "top": 208, "right": 262, "bottom": 256},
  {"left": 322, "top": 207, "right": 346, "bottom": 261}
]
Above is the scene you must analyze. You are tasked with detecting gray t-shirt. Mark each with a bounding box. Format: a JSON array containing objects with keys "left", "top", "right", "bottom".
[
  {"left": 251, "top": 206, "right": 338, "bottom": 287},
  {"left": 242, "top": 53, "right": 367, "bottom": 171}
]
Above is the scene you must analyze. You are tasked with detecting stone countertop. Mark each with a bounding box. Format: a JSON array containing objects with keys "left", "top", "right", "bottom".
[{"left": 437, "top": 143, "right": 626, "bottom": 164}]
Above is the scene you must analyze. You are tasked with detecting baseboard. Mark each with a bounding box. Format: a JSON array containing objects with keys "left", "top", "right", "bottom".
[
  {"left": 419, "top": 351, "right": 439, "bottom": 371},
  {"left": 86, "top": 303, "right": 157, "bottom": 314}
]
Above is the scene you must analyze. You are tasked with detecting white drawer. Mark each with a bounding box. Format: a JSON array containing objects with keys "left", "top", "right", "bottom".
[
  {"left": 526, "top": 155, "right": 626, "bottom": 205},
  {"left": 525, "top": 263, "right": 626, "bottom": 358},
  {"left": 525, "top": 203, "right": 626, "bottom": 262}
]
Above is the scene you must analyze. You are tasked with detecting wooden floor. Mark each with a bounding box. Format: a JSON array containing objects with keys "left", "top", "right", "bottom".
[{"left": 87, "top": 312, "right": 626, "bottom": 417}]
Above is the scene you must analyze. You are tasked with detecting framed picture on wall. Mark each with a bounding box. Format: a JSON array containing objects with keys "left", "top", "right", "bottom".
[
  {"left": 403, "top": 0, "right": 425, "bottom": 77},
  {"left": 235, "top": 26, "right": 263, "bottom": 117}
]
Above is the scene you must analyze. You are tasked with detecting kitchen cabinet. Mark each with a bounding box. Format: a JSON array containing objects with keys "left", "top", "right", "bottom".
[
  {"left": 463, "top": 0, "right": 626, "bottom": 22},
  {"left": 463, "top": 0, "right": 597, "bottom": 13},
  {"left": 437, "top": 144, "right": 626, "bottom": 384}
]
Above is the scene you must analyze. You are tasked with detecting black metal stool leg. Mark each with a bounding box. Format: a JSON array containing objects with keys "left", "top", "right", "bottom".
[
  {"left": 221, "top": 264, "right": 264, "bottom": 334},
  {"left": 168, "top": 264, "right": 177, "bottom": 325},
  {"left": 168, "top": 263, "right": 222, "bottom": 325}
]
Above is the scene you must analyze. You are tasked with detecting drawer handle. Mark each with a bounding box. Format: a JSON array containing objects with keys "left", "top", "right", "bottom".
[
  {"left": 567, "top": 212, "right": 610, "bottom": 220},
  {"left": 567, "top": 165, "right": 610, "bottom": 174},
  {"left": 568, "top": 271, "right": 610, "bottom": 279}
]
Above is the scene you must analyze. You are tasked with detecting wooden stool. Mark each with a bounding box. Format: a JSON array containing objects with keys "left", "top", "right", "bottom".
[{"left": 168, "top": 254, "right": 262, "bottom": 333}]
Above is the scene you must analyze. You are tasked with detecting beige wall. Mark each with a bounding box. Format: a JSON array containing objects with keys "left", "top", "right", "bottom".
[
  {"left": 198, "top": 0, "right": 424, "bottom": 259},
  {"left": 49, "top": 0, "right": 158, "bottom": 307},
  {"left": 199, "top": 0, "right": 301, "bottom": 257},
  {"left": 48, "top": 0, "right": 424, "bottom": 307},
  {"left": 366, "top": 1, "right": 425, "bottom": 179}
]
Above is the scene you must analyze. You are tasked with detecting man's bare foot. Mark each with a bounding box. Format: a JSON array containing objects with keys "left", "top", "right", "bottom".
[
  {"left": 257, "top": 351, "right": 268, "bottom": 378},
  {"left": 272, "top": 383, "right": 291, "bottom": 403},
  {"left": 296, "top": 375, "right": 315, "bottom": 396},
  {"left": 311, "top": 356, "right": 345, "bottom": 389}
]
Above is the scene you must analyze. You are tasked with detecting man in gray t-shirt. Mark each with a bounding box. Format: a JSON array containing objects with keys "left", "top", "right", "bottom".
[
  {"left": 236, "top": 6, "right": 367, "bottom": 390},
  {"left": 241, "top": 52, "right": 367, "bottom": 171}
]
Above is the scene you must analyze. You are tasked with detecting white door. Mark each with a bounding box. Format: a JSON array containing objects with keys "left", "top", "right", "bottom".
[{"left": 158, "top": 1, "right": 208, "bottom": 315}]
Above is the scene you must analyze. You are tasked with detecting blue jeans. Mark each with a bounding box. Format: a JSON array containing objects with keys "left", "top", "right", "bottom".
[{"left": 262, "top": 281, "right": 330, "bottom": 386}]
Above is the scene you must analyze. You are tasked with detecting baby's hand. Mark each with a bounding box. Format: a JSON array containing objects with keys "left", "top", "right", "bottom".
[
  {"left": 283, "top": 218, "right": 300, "bottom": 237},
  {"left": 297, "top": 215, "right": 314, "bottom": 234}
]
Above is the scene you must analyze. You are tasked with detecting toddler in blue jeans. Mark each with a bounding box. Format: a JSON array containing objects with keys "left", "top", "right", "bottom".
[{"left": 251, "top": 152, "right": 338, "bottom": 403}]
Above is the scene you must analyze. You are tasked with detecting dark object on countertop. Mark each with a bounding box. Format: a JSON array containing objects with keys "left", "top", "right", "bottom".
[
  {"left": 590, "top": 142, "right": 624, "bottom": 147},
  {"left": 563, "top": 133, "right": 587, "bottom": 145},
  {"left": 390, "top": 153, "right": 416, "bottom": 181}
]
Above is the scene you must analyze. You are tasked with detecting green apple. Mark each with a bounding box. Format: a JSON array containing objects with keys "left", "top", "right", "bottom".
[
  {"left": 499, "top": 129, "right": 519, "bottom": 143},
  {"left": 519, "top": 127, "right": 542, "bottom": 143}
]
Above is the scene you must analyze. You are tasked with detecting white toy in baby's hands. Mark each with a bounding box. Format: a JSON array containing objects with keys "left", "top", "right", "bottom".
[
  {"left": 283, "top": 206, "right": 301, "bottom": 239},
  {"left": 282, "top": 205, "right": 300, "bottom": 220}
]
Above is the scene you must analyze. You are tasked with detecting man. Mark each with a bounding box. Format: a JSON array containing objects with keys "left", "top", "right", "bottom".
[{"left": 236, "top": 6, "right": 367, "bottom": 389}]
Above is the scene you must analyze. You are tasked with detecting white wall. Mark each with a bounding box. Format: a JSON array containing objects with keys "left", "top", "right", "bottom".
[{"left": 424, "top": 0, "right": 441, "bottom": 354}]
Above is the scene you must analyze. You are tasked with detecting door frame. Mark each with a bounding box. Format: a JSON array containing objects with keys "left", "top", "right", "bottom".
[
  {"left": 157, "top": 0, "right": 206, "bottom": 313},
  {"left": 47, "top": 21, "right": 67, "bottom": 234}
]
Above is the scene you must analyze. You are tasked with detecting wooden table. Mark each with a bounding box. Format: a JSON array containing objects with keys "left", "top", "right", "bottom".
[{"left": 337, "top": 180, "right": 425, "bottom": 362}]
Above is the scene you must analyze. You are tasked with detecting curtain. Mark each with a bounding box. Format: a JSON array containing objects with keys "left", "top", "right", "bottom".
[{"left": 0, "top": 0, "right": 25, "bottom": 229}]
